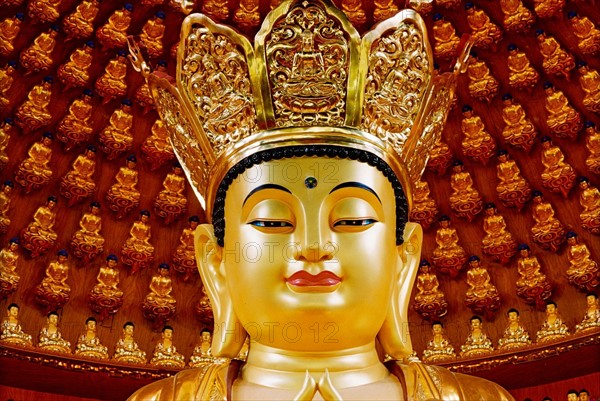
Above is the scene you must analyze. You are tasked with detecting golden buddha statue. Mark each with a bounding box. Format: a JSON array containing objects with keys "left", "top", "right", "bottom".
[
  {"left": 543, "top": 82, "right": 582, "bottom": 141},
  {"left": 506, "top": 43, "right": 539, "bottom": 91},
  {"left": 585, "top": 121, "right": 600, "bottom": 175},
  {"left": 15, "top": 76, "right": 54, "bottom": 134},
  {"left": 540, "top": 136, "right": 576, "bottom": 198},
  {"left": 449, "top": 160, "right": 484, "bottom": 221},
  {"left": 27, "top": 0, "right": 62, "bottom": 22},
  {"left": 195, "top": 287, "right": 214, "bottom": 324},
  {"left": 432, "top": 14, "right": 459, "bottom": 60},
  {"left": 409, "top": 179, "right": 439, "bottom": 231},
  {"left": 460, "top": 106, "right": 496, "bottom": 166},
  {"left": 501, "top": 94, "right": 537, "bottom": 153},
  {"left": 105, "top": 155, "right": 141, "bottom": 219},
  {"left": 0, "top": 303, "right": 33, "bottom": 348},
  {"left": 135, "top": 60, "right": 167, "bottom": 114},
  {"left": 74, "top": 317, "right": 108, "bottom": 360},
  {"left": 142, "top": 263, "right": 176, "bottom": 328},
  {"left": 0, "top": 118, "right": 14, "bottom": 170},
  {"left": 89, "top": 254, "right": 124, "bottom": 320},
  {"left": 426, "top": 132, "right": 453, "bottom": 176},
  {"left": 38, "top": 311, "right": 71, "bottom": 354},
  {"left": 530, "top": 190, "right": 566, "bottom": 252},
  {"left": 141, "top": 118, "right": 175, "bottom": 170},
  {"left": 340, "top": 0, "right": 367, "bottom": 28},
  {"left": 568, "top": 11, "right": 600, "bottom": 56},
  {"left": 464, "top": 3, "right": 502, "bottom": 51},
  {"left": 432, "top": 215, "right": 468, "bottom": 278},
  {"left": 466, "top": 53, "right": 499, "bottom": 103},
  {"left": 575, "top": 293, "right": 600, "bottom": 333},
  {"left": 62, "top": 0, "right": 101, "bottom": 41},
  {"left": 0, "top": 61, "right": 17, "bottom": 111},
  {"left": 413, "top": 260, "right": 448, "bottom": 321},
  {"left": 536, "top": 30, "right": 575, "bottom": 80},
  {"left": 173, "top": 215, "right": 200, "bottom": 282},
  {"left": 499, "top": 0, "right": 535, "bottom": 32},
  {"left": 0, "top": 238, "right": 20, "bottom": 299},
  {"left": 460, "top": 316, "right": 494, "bottom": 358},
  {"left": 140, "top": 11, "right": 167, "bottom": 59},
  {"left": 0, "top": 13, "right": 24, "bottom": 57},
  {"left": 465, "top": 256, "right": 501, "bottom": 320},
  {"left": 57, "top": 41, "right": 95, "bottom": 89},
  {"left": 95, "top": 50, "right": 129, "bottom": 104},
  {"left": 497, "top": 309, "right": 531, "bottom": 351},
  {"left": 578, "top": 177, "right": 600, "bottom": 236},
  {"left": 14, "top": 132, "right": 54, "bottom": 194},
  {"left": 99, "top": 99, "right": 134, "bottom": 160},
  {"left": 154, "top": 163, "right": 188, "bottom": 224},
  {"left": 150, "top": 325, "right": 185, "bottom": 368},
  {"left": 516, "top": 244, "right": 553, "bottom": 310},
  {"left": 20, "top": 25, "right": 60, "bottom": 74},
  {"left": 56, "top": 89, "right": 95, "bottom": 151},
  {"left": 566, "top": 232, "right": 599, "bottom": 292},
  {"left": 201, "top": 0, "right": 229, "bottom": 21},
  {"left": 121, "top": 210, "right": 155, "bottom": 274},
  {"left": 35, "top": 249, "right": 72, "bottom": 312},
  {"left": 422, "top": 321, "right": 456, "bottom": 364},
  {"left": 59, "top": 146, "right": 97, "bottom": 206},
  {"left": 536, "top": 301, "right": 569, "bottom": 343},
  {"left": 533, "top": 0, "right": 564, "bottom": 18},
  {"left": 0, "top": 181, "right": 14, "bottom": 236},
  {"left": 96, "top": 3, "right": 134, "bottom": 50},
  {"left": 576, "top": 62, "right": 600, "bottom": 114},
  {"left": 113, "top": 322, "right": 147, "bottom": 365},
  {"left": 482, "top": 202, "right": 518, "bottom": 265},
  {"left": 190, "top": 329, "right": 220, "bottom": 367},
  {"left": 70, "top": 201, "right": 104, "bottom": 265},
  {"left": 21, "top": 196, "right": 58, "bottom": 258}
]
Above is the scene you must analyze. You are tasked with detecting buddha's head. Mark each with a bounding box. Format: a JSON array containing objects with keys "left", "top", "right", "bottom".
[
  {"left": 7, "top": 303, "right": 19, "bottom": 318},
  {"left": 201, "top": 329, "right": 212, "bottom": 343},
  {"left": 107, "top": 254, "right": 118, "bottom": 268},
  {"left": 507, "top": 308, "right": 519, "bottom": 323},
  {"left": 545, "top": 301, "right": 557, "bottom": 316},
  {"left": 123, "top": 321, "right": 135, "bottom": 336},
  {"left": 162, "top": 325, "right": 174, "bottom": 340},
  {"left": 85, "top": 317, "right": 97, "bottom": 331},
  {"left": 567, "top": 390, "right": 579, "bottom": 401},
  {"left": 586, "top": 293, "right": 598, "bottom": 308},
  {"left": 432, "top": 321, "right": 444, "bottom": 334},
  {"left": 470, "top": 315, "right": 482, "bottom": 329},
  {"left": 47, "top": 311, "right": 59, "bottom": 326},
  {"left": 580, "top": 389, "right": 590, "bottom": 401}
]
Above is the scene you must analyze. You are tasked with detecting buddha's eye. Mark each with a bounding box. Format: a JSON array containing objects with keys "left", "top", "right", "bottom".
[
  {"left": 333, "top": 218, "right": 377, "bottom": 227},
  {"left": 249, "top": 220, "right": 293, "bottom": 228}
]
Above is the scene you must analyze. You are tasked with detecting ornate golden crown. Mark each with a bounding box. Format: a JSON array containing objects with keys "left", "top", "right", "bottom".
[{"left": 131, "top": 0, "right": 468, "bottom": 217}]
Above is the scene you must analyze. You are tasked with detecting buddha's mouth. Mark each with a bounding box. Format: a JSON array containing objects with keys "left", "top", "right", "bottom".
[{"left": 286, "top": 270, "right": 342, "bottom": 293}]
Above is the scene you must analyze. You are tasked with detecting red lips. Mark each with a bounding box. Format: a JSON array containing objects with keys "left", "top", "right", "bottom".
[{"left": 287, "top": 270, "right": 342, "bottom": 287}]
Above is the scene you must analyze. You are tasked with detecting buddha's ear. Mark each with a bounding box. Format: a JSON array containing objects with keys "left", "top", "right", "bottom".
[
  {"left": 378, "top": 222, "right": 423, "bottom": 360},
  {"left": 195, "top": 224, "right": 246, "bottom": 358}
]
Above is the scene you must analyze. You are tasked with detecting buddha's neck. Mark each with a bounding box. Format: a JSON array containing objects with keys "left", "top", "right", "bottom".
[{"left": 241, "top": 341, "right": 388, "bottom": 390}]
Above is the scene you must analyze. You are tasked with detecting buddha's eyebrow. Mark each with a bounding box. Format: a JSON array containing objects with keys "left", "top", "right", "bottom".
[
  {"left": 243, "top": 184, "right": 291, "bottom": 206},
  {"left": 329, "top": 182, "right": 381, "bottom": 204}
]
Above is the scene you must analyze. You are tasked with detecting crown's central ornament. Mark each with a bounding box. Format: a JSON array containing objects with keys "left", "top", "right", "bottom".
[{"left": 133, "top": 0, "right": 468, "bottom": 215}]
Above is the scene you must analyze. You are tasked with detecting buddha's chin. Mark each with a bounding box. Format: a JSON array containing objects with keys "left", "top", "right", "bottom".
[{"left": 285, "top": 282, "right": 341, "bottom": 293}]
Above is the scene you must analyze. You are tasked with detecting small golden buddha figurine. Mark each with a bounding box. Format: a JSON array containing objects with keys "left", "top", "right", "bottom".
[
  {"left": 568, "top": 11, "right": 600, "bottom": 56},
  {"left": 464, "top": 3, "right": 502, "bottom": 51},
  {"left": 460, "top": 316, "right": 494, "bottom": 358},
  {"left": 99, "top": 99, "right": 134, "bottom": 160},
  {"left": 56, "top": 89, "right": 95, "bottom": 152},
  {"left": 499, "top": 0, "right": 535, "bottom": 33},
  {"left": 20, "top": 196, "right": 58, "bottom": 258},
  {"left": 121, "top": 210, "right": 155, "bottom": 274},
  {"left": 340, "top": 0, "right": 367, "bottom": 28},
  {"left": 0, "top": 61, "right": 18, "bottom": 111},
  {"left": 94, "top": 50, "right": 129, "bottom": 104},
  {"left": 202, "top": 0, "right": 230, "bottom": 21},
  {"left": 70, "top": 201, "right": 104, "bottom": 265},
  {"left": 466, "top": 53, "right": 499, "bottom": 103},
  {"left": 497, "top": 308, "right": 531, "bottom": 351},
  {"left": 0, "top": 303, "right": 33, "bottom": 347},
  {"left": 516, "top": 244, "right": 553, "bottom": 310},
  {"left": 432, "top": 13, "right": 460, "bottom": 61},
  {"left": 62, "top": 0, "right": 101, "bottom": 41},
  {"left": 59, "top": 146, "right": 97, "bottom": 206},
  {"left": 530, "top": 190, "right": 566, "bottom": 252},
  {"left": 57, "top": 41, "right": 95, "bottom": 89},
  {"left": 576, "top": 62, "right": 600, "bottom": 114},
  {"left": 0, "top": 238, "right": 20, "bottom": 299},
  {"left": 413, "top": 260, "right": 448, "bottom": 321},
  {"left": 536, "top": 30, "right": 575, "bottom": 80},
  {"left": 0, "top": 181, "right": 14, "bottom": 236},
  {"left": 75, "top": 317, "right": 108, "bottom": 360},
  {"left": 19, "top": 25, "right": 59, "bottom": 74},
  {"left": 432, "top": 215, "right": 467, "bottom": 279},
  {"left": 536, "top": 301, "right": 569, "bottom": 343},
  {"left": 15, "top": 76, "right": 54, "bottom": 134},
  {"left": 135, "top": 60, "right": 167, "bottom": 114},
  {"left": 0, "top": 118, "right": 15, "bottom": 170},
  {"left": 150, "top": 325, "right": 185, "bottom": 368},
  {"left": 585, "top": 121, "right": 600, "bottom": 176},
  {"left": 566, "top": 231, "right": 599, "bottom": 292},
  {"left": 575, "top": 293, "right": 600, "bottom": 333},
  {"left": 173, "top": 216, "right": 200, "bottom": 282},
  {"left": 460, "top": 106, "right": 496, "bottom": 166},
  {"left": 27, "top": 0, "right": 63, "bottom": 22},
  {"left": 35, "top": 249, "right": 72, "bottom": 312},
  {"left": 112, "top": 321, "right": 147, "bottom": 365},
  {"left": 426, "top": 129, "right": 453, "bottom": 176},
  {"left": 465, "top": 256, "right": 501, "bottom": 320},
  {"left": 195, "top": 287, "right": 214, "bottom": 324},
  {"left": 506, "top": 43, "right": 539, "bottom": 91},
  {"left": 14, "top": 132, "right": 54, "bottom": 194},
  {"left": 449, "top": 160, "right": 483, "bottom": 221},
  {"left": 540, "top": 136, "right": 576, "bottom": 198},
  {"left": 89, "top": 254, "right": 124, "bottom": 320},
  {"left": 140, "top": 11, "right": 167, "bottom": 59},
  {"left": 409, "top": 179, "right": 439, "bottom": 231},
  {"left": 154, "top": 163, "right": 188, "bottom": 225},
  {"left": 38, "top": 311, "right": 71, "bottom": 354},
  {"left": 141, "top": 119, "right": 175, "bottom": 170},
  {"left": 190, "top": 329, "right": 219, "bottom": 367},
  {"left": 142, "top": 263, "right": 177, "bottom": 328},
  {"left": 106, "top": 155, "right": 141, "bottom": 219},
  {"left": 543, "top": 82, "right": 582, "bottom": 141},
  {"left": 501, "top": 94, "right": 537, "bottom": 153},
  {"left": 0, "top": 13, "right": 24, "bottom": 57},
  {"left": 96, "top": 3, "right": 134, "bottom": 50},
  {"left": 578, "top": 177, "right": 600, "bottom": 236},
  {"left": 482, "top": 202, "right": 518, "bottom": 265},
  {"left": 533, "top": 0, "right": 564, "bottom": 19},
  {"left": 422, "top": 321, "right": 456, "bottom": 364},
  {"left": 232, "top": 1, "right": 260, "bottom": 32}
]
